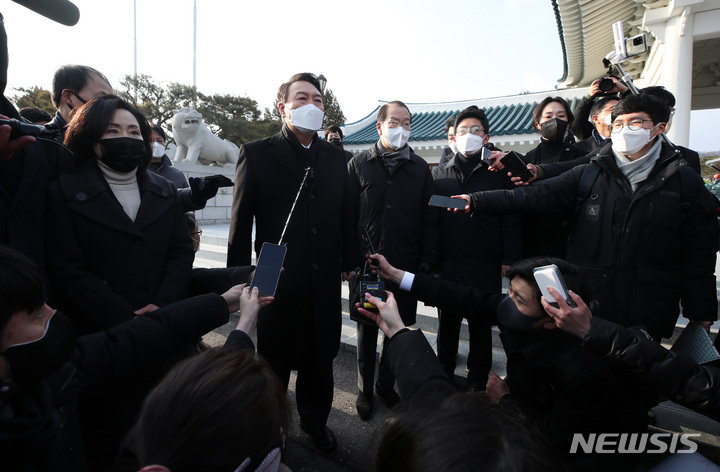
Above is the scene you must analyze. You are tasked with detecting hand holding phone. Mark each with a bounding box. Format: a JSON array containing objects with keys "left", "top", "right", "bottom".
[
  {"left": 428, "top": 194, "right": 467, "bottom": 210},
  {"left": 500, "top": 151, "right": 535, "bottom": 182},
  {"left": 533, "top": 264, "right": 576, "bottom": 308},
  {"left": 250, "top": 242, "right": 286, "bottom": 296}
]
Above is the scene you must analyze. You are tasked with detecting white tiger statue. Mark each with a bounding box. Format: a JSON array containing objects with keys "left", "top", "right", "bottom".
[{"left": 171, "top": 108, "right": 238, "bottom": 166}]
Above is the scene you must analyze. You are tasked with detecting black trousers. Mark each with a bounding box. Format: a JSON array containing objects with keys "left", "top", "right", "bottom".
[
  {"left": 262, "top": 348, "right": 334, "bottom": 428},
  {"left": 356, "top": 322, "right": 395, "bottom": 394},
  {"left": 436, "top": 308, "right": 492, "bottom": 386}
]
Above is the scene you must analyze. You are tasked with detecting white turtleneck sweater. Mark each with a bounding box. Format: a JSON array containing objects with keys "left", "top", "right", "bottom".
[{"left": 97, "top": 160, "right": 141, "bottom": 221}]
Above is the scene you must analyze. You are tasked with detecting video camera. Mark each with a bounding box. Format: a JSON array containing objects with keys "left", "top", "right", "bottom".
[
  {"left": 596, "top": 22, "right": 648, "bottom": 94},
  {"left": 0, "top": 118, "right": 60, "bottom": 140},
  {"left": 600, "top": 21, "right": 648, "bottom": 96}
]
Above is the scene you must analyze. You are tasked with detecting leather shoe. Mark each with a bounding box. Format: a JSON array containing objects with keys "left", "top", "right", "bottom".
[
  {"left": 375, "top": 385, "right": 401, "bottom": 409},
  {"left": 356, "top": 391, "right": 373, "bottom": 420},
  {"left": 300, "top": 420, "right": 337, "bottom": 452}
]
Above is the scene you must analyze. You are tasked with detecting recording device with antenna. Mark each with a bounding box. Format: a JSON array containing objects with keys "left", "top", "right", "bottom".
[{"left": 359, "top": 227, "right": 385, "bottom": 310}]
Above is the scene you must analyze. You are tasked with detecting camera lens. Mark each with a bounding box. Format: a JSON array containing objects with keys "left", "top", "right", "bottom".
[{"left": 598, "top": 77, "right": 614, "bottom": 92}]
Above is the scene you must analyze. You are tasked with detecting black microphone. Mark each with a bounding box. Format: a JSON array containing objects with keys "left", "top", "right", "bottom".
[
  {"left": 0, "top": 118, "right": 60, "bottom": 140},
  {"left": 11, "top": 0, "right": 80, "bottom": 27}
]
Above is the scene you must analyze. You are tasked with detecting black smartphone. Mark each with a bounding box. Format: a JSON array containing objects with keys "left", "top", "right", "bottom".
[
  {"left": 203, "top": 174, "right": 234, "bottom": 187},
  {"left": 481, "top": 146, "right": 494, "bottom": 164},
  {"left": 500, "top": 151, "right": 534, "bottom": 181},
  {"left": 428, "top": 194, "right": 467, "bottom": 210},
  {"left": 250, "top": 242, "right": 287, "bottom": 296}
]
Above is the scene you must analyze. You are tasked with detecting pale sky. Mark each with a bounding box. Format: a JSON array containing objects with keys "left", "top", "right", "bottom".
[{"left": 1, "top": 0, "right": 718, "bottom": 152}]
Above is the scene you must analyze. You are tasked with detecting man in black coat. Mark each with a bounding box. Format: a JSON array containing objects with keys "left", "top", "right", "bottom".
[
  {"left": 432, "top": 106, "right": 521, "bottom": 389},
  {"left": 227, "top": 73, "right": 356, "bottom": 452},
  {"left": 347, "top": 100, "right": 439, "bottom": 419}
]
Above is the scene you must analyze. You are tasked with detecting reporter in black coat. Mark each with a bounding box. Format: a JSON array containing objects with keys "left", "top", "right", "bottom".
[
  {"left": 227, "top": 74, "right": 356, "bottom": 450},
  {"left": 45, "top": 96, "right": 193, "bottom": 335}
]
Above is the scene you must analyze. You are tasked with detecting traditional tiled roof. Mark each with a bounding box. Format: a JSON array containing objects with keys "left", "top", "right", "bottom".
[{"left": 343, "top": 98, "right": 582, "bottom": 145}]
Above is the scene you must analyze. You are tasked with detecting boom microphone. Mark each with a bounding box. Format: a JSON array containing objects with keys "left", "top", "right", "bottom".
[{"left": 11, "top": 0, "right": 80, "bottom": 27}]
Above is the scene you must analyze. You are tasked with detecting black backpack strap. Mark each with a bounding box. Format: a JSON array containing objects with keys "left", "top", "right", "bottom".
[{"left": 575, "top": 163, "right": 601, "bottom": 208}]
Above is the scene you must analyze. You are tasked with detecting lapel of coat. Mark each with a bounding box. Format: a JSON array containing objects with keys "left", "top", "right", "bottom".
[
  {"left": 60, "top": 164, "right": 143, "bottom": 238},
  {"left": 267, "top": 133, "right": 307, "bottom": 184},
  {"left": 134, "top": 171, "right": 176, "bottom": 230}
]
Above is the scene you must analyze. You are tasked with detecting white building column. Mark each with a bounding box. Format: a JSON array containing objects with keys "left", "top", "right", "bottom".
[{"left": 661, "top": 7, "right": 694, "bottom": 146}]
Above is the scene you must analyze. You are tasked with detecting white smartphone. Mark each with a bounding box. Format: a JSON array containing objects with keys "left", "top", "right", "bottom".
[{"left": 532, "top": 264, "right": 576, "bottom": 308}]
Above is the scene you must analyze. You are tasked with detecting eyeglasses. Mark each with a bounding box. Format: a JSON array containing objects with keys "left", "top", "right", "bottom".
[
  {"left": 387, "top": 120, "right": 411, "bottom": 130},
  {"left": 456, "top": 126, "right": 484, "bottom": 137},
  {"left": 611, "top": 119, "right": 654, "bottom": 133},
  {"left": 192, "top": 229, "right": 202, "bottom": 236}
]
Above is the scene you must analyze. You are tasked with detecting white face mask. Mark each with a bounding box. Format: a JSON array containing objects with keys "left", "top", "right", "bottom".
[
  {"left": 603, "top": 114, "right": 612, "bottom": 126},
  {"left": 611, "top": 125, "right": 656, "bottom": 156},
  {"left": 382, "top": 125, "right": 410, "bottom": 150},
  {"left": 455, "top": 133, "right": 485, "bottom": 156},
  {"left": 449, "top": 141, "right": 458, "bottom": 154},
  {"left": 151, "top": 142, "right": 166, "bottom": 158},
  {"left": 287, "top": 103, "right": 324, "bottom": 135}
]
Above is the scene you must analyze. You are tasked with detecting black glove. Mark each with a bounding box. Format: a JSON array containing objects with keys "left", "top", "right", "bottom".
[{"left": 189, "top": 176, "right": 220, "bottom": 206}]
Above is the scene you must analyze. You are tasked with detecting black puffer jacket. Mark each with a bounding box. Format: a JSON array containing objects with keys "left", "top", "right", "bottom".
[
  {"left": 470, "top": 141, "right": 719, "bottom": 339},
  {"left": 520, "top": 138, "right": 585, "bottom": 258},
  {"left": 347, "top": 142, "right": 439, "bottom": 324},
  {"left": 583, "top": 317, "right": 720, "bottom": 421},
  {"left": 432, "top": 150, "right": 521, "bottom": 291}
]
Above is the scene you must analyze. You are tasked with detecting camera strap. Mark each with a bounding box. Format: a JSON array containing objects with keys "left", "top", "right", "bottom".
[{"left": 278, "top": 166, "right": 312, "bottom": 245}]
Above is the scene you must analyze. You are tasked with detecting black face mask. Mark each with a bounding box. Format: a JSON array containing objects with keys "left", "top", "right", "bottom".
[
  {"left": 540, "top": 118, "right": 568, "bottom": 144},
  {"left": 329, "top": 137, "right": 343, "bottom": 148},
  {"left": 496, "top": 296, "right": 545, "bottom": 334},
  {"left": 3, "top": 311, "right": 76, "bottom": 384},
  {"left": 98, "top": 137, "right": 147, "bottom": 173}
]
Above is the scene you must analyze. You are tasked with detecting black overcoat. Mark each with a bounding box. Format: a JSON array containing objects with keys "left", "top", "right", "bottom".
[
  {"left": 45, "top": 163, "right": 194, "bottom": 335},
  {"left": 227, "top": 128, "right": 356, "bottom": 367},
  {"left": 346, "top": 142, "right": 439, "bottom": 325}
]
